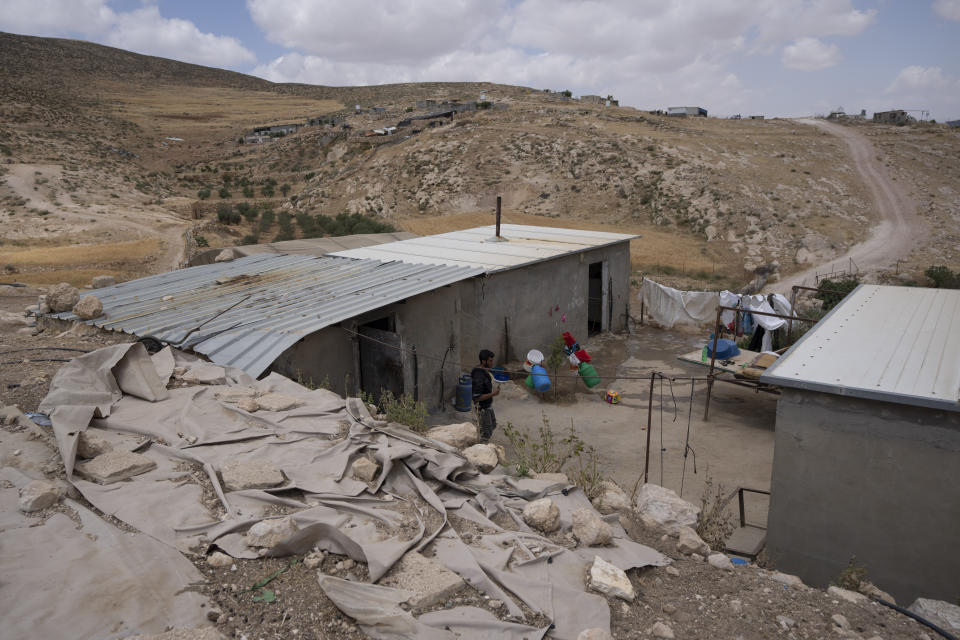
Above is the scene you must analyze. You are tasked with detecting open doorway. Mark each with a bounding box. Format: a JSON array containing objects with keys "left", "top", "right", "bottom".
[
  {"left": 358, "top": 314, "right": 404, "bottom": 403},
  {"left": 587, "top": 261, "right": 609, "bottom": 335}
]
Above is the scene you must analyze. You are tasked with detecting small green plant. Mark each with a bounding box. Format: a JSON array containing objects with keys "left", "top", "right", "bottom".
[
  {"left": 695, "top": 472, "right": 735, "bottom": 551},
  {"left": 502, "top": 412, "right": 584, "bottom": 475},
  {"left": 194, "top": 235, "right": 209, "bottom": 247},
  {"left": 834, "top": 557, "right": 868, "bottom": 591},
  {"left": 377, "top": 390, "right": 429, "bottom": 432},
  {"left": 816, "top": 277, "right": 860, "bottom": 311},
  {"left": 924, "top": 265, "right": 960, "bottom": 289},
  {"left": 197, "top": 188, "right": 211, "bottom": 200}
]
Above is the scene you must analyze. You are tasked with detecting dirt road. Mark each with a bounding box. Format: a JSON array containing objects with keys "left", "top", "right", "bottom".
[{"left": 775, "top": 119, "right": 924, "bottom": 293}]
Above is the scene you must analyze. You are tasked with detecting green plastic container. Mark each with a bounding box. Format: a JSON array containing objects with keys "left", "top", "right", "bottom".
[
  {"left": 524, "top": 374, "right": 535, "bottom": 389},
  {"left": 578, "top": 362, "right": 601, "bottom": 388}
]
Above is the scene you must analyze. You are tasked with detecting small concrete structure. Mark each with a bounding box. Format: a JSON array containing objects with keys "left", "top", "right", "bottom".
[
  {"left": 667, "top": 106, "right": 707, "bottom": 117},
  {"left": 761, "top": 285, "right": 960, "bottom": 604},
  {"left": 872, "top": 110, "right": 914, "bottom": 125}
]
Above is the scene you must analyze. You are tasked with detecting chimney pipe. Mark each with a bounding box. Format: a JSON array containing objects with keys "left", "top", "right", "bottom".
[{"left": 496, "top": 196, "right": 502, "bottom": 237}]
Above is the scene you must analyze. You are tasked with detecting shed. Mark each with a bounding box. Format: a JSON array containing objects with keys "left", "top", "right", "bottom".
[
  {"left": 872, "top": 110, "right": 913, "bottom": 125},
  {"left": 667, "top": 106, "right": 707, "bottom": 117},
  {"left": 760, "top": 284, "right": 960, "bottom": 603}
]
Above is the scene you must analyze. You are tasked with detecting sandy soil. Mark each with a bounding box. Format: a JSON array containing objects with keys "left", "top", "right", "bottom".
[{"left": 775, "top": 120, "right": 926, "bottom": 292}]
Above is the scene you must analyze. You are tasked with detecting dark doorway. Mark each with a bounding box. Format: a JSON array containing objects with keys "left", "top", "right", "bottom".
[
  {"left": 359, "top": 315, "right": 403, "bottom": 403},
  {"left": 588, "top": 261, "right": 606, "bottom": 335}
]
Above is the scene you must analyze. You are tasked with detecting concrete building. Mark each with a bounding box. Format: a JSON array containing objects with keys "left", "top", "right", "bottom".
[
  {"left": 580, "top": 95, "right": 604, "bottom": 104},
  {"left": 46, "top": 225, "right": 636, "bottom": 411},
  {"left": 252, "top": 123, "right": 300, "bottom": 136},
  {"left": 667, "top": 106, "right": 708, "bottom": 117},
  {"left": 873, "top": 110, "right": 914, "bottom": 125},
  {"left": 760, "top": 285, "right": 960, "bottom": 604}
]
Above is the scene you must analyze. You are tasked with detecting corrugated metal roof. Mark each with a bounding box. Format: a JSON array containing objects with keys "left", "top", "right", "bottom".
[
  {"left": 51, "top": 254, "right": 483, "bottom": 377},
  {"left": 761, "top": 285, "right": 960, "bottom": 412},
  {"left": 330, "top": 224, "right": 637, "bottom": 272}
]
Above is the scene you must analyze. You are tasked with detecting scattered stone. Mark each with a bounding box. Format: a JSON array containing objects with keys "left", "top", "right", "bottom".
[
  {"left": 13, "top": 449, "right": 21, "bottom": 456},
  {"left": 828, "top": 586, "right": 868, "bottom": 604},
  {"left": 831, "top": 614, "right": 850, "bottom": 630},
  {"left": 206, "top": 608, "right": 222, "bottom": 622},
  {"left": 531, "top": 472, "right": 570, "bottom": 484},
  {"left": 245, "top": 516, "right": 298, "bottom": 548},
  {"left": 588, "top": 556, "right": 635, "bottom": 601},
  {"left": 690, "top": 553, "right": 704, "bottom": 563},
  {"left": 634, "top": 483, "right": 699, "bottom": 528},
  {"left": 777, "top": 615, "right": 795, "bottom": 629},
  {"left": 0, "top": 405, "right": 25, "bottom": 426},
  {"left": 381, "top": 551, "right": 465, "bottom": 608},
  {"left": 769, "top": 571, "right": 804, "bottom": 588},
  {"left": 72, "top": 295, "right": 103, "bottom": 320},
  {"left": 162, "top": 295, "right": 174, "bottom": 302},
  {"left": 648, "top": 621, "right": 675, "bottom": 639},
  {"left": 522, "top": 498, "right": 561, "bottom": 533},
  {"left": 75, "top": 450, "right": 157, "bottom": 484},
  {"left": 488, "top": 599, "right": 504, "bottom": 609},
  {"left": 572, "top": 508, "right": 613, "bottom": 546},
  {"left": 18, "top": 480, "right": 60, "bottom": 512},
  {"left": 424, "top": 422, "right": 478, "bottom": 449},
  {"left": 304, "top": 551, "right": 325, "bottom": 569},
  {"left": 730, "top": 599, "right": 742, "bottom": 614},
  {"left": 91, "top": 275, "right": 116, "bottom": 289},
  {"left": 351, "top": 457, "right": 380, "bottom": 482},
  {"left": 236, "top": 397, "right": 259, "bottom": 413},
  {"left": 491, "top": 443, "right": 507, "bottom": 465},
  {"left": 675, "top": 526, "right": 710, "bottom": 556},
  {"left": 180, "top": 364, "right": 227, "bottom": 385},
  {"left": 220, "top": 460, "right": 285, "bottom": 491},
  {"left": 908, "top": 598, "right": 960, "bottom": 632},
  {"left": 255, "top": 393, "right": 302, "bottom": 412},
  {"left": 341, "top": 559, "right": 355, "bottom": 570},
  {"left": 662, "top": 603, "right": 677, "bottom": 615},
  {"left": 859, "top": 581, "right": 896, "bottom": 604},
  {"left": 708, "top": 553, "right": 734, "bottom": 570},
  {"left": 592, "top": 481, "right": 630, "bottom": 513},
  {"left": 207, "top": 552, "right": 233, "bottom": 568},
  {"left": 47, "top": 282, "right": 80, "bottom": 313},
  {"left": 37, "top": 295, "right": 51, "bottom": 314},
  {"left": 577, "top": 629, "right": 613, "bottom": 640},
  {"left": 665, "top": 566, "right": 680, "bottom": 577},
  {"left": 215, "top": 249, "right": 236, "bottom": 263},
  {"left": 462, "top": 443, "right": 499, "bottom": 473},
  {"left": 77, "top": 430, "right": 114, "bottom": 459}
]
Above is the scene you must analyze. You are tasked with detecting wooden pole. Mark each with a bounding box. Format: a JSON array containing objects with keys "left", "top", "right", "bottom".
[
  {"left": 495, "top": 196, "right": 502, "bottom": 237},
  {"left": 703, "top": 306, "right": 722, "bottom": 422},
  {"left": 643, "top": 371, "right": 655, "bottom": 485}
]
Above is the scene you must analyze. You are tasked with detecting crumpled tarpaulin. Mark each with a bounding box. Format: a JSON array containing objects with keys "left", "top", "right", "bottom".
[{"left": 36, "top": 344, "right": 669, "bottom": 639}]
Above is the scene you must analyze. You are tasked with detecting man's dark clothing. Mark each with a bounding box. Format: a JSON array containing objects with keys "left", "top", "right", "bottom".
[{"left": 471, "top": 367, "right": 493, "bottom": 409}]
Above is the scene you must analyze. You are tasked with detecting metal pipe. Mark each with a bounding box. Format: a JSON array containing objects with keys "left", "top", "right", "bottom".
[
  {"left": 704, "top": 306, "right": 722, "bottom": 421},
  {"left": 412, "top": 345, "right": 419, "bottom": 402},
  {"left": 643, "top": 371, "right": 655, "bottom": 484},
  {"left": 495, "top": 196, "right": 502, "bottom": 237}
]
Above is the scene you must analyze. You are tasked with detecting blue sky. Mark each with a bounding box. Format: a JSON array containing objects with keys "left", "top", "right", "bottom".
[{"left": 2, "top": 1, "right": 958, "bottom": 120}]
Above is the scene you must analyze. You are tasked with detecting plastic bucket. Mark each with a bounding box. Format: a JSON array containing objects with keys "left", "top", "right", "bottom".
[
  {"left": 491, "top": 366, "right": 510, "bottom": 382},
  {"left": 530, "top": 364, "right": 551, "bottom": 392},
  {"left": 524, "top": 349, "right": 544, "bottom": 372},
  {"left": 578, "top": 362, "right": 601, "bottom": 388}
]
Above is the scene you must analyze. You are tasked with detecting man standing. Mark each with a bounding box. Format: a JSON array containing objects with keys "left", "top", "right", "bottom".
[{"left": 471, "top": 349, "right": 500, "bottom": 442}]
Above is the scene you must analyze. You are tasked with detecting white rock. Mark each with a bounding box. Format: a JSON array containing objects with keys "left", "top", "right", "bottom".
[
  {"left": 246, "top": 516, "right": 298, "bottom": 548},
  {"left": 47, "top": 282, "right": 80, "bottom": 312},
  {"left": 18, "top": 480, "right": 60, "bottom": 512},
  {"left": 859, "top": 581, "right": 896, "bottom": 604},
  {"left": 828, "top": 586, "right": 868, "bottom": 604},
  {"left": 634, "top": 483, "right": 699, "bottom": 528},
  {"left": 304, "top": 551, "right": 325, "bottom": 569},
  {"left": 381, "top": 551, "right": 465, "bottom": 608},
  {"left": 77, "top": 430, "right": 113, "bottom": 459},
  {"left": 708, "top": 553, "right": 734, "bottom": 570},
  {"left": 462, "top": 443, "right": 499, "bottom": 473},
  {"left": 831, "top": 614, "right": 850, "bottom": 630},
  {"left": 665, "top": 566, "right": 680, "bottom": 577},
  {"left": 770, "top": 571, "right": 804, "bottom": 588},
  {"left": 236, "top": 397, "right": 260, "bottom": 412},
  {"left": 72, "top": 295, "right": 103, "bottom": 320},
  {"left": 577, "top": 629, "right": 613, "bottom": 640},
  {"left": 76, "top": 450, "right": 157, "bottom": 484},
  {"left": 572, "top": 508, "right": 613, "bottom": 546},
  {"left": 492, "top": 443, "right": 507, "bottom": 465},
  {"left": 675, "top": 526, "right": 710, "bottom": 556},
  {"left": 351, "top": 457, "right": 380, "bottom": 482},
  {"left": 588, "top": 556, "right": 635, "bottom": 601},
  {"left": 690, "top": 553, "right": 704, "bottom": 562},
  {"left": 592, "top": 481, "right": 630, "bottom": 513},
  {"left": 207, "top": 551, "right": 234, "bottom": 567},
  {"left": 425, "top": 422, "right": 478, "bottom": 449},
  {"left": 91, "top": 275, "right": 116, "bottom": 289},
  {"left": 908, "top": 598, "right": 960, "bottom": 632},
  {"left": 215, "top": 248, "right": 237, "bottom": 262},
  {"left": 221, "top": 460, "right": 285, "bottom": 491},
  {"left": 180, "top": 363, "right": 227, "bottom": 385},
  {"left": 730, "top": 599, "right": 742, "bottom": 613},
  {"left": 216, "top": 387, "right": 258, "bottom": 403},
  {"left": 777, "top": 615, "right": 795, "bottom": 629},
  {"left": 648, "top": 621, "right": 674, "bottom": 639},
  {"left": 523, "top": 497, "right": 561, "bottom": 533},
  {"left": 255, "top": 393, "right": 302, "bottom": 412}
]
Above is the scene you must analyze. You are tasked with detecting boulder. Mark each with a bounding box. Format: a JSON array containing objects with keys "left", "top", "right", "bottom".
[
  {"left": 707, "top": 553, "right": 734, "bottom": 570},
  {"left": 675, "top": 526, "right": 710, "bottom": 556},
  {"left": 425, "top": 422, "right": 478, "bottom": 449},
  {"left": 572, "top": 508, "right": 613, "bottom": 546},
  {"left": 245, "top": 516, "right": 298, "bottom": 548},
  {"left": 18, "top": 480, "right": 60, "bottom": 512},
  {"left": 72, "top": 295, "right": 103, "bottom": 320},
  {"left": 206, "top": 551, "right": 234, "bottom": 568},
  {"left": 214, "top": 248, "right": 236, "bottom": 263},
  {"left": 523, "top": 497, "right": 561, "bottom": 533},
  {"left": 828, "top": 586, "right": 867, "bottom": 604},
  {"left": 91, "top": 275, "right": 117, "bottom": 289},
  {"left": 221, "top": 460, "right": 285, "bottom": 491},
  {"left": 592, "top": 481, "right": 630, "bottom": 513},
  {"left": 77, "top": 430, "right": 114, "bottom": 459},
  {"left": 462, "top": 443, "right": 499, "bottom": 473},
  {"left": 255, "top": 393, "right": 302, "bottom": 412},
  {"left": 47, "top": 282, "right": 80, "bottom": 312},
  {"left": 577, "top": 629, "right": 613, "bottom": 640},
  {"left": 351, "top": 457, "right": 380, "bottom": 482},
  {"left": 380, "top": 551, "right": 465, "bottom": 608},
  {"left": 588, "top": 556, "right": 635, "bottom": 601},
  {"left": 635, "top": 483, "right": 699, "bottom": 528},
  {"left": 858, "top": 581, "right": 895, "bottom": 604},
  {"left": 75, "top": 450, "right": 157, "bottom": 484},
  {"left": 908, "top": 599, "right": 960, "bottom": 632}
]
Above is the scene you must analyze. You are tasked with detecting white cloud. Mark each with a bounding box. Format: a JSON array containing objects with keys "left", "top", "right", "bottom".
[
  {"left": 0, "top": 0, "right": 255, "bottom": 67},
  {"left": 886, "top": 66, "right": 950, "bottom": 93},
  {"left": 933, "top": 0, "right": 960, "bottom": 21},
  {"left": 781, "top": 37, "right": 841, "bottom": 71}
]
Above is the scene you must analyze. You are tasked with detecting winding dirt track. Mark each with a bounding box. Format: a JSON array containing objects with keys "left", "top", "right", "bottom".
[{"left": 775, "top": 119, "right": 924, "bottom": 294}]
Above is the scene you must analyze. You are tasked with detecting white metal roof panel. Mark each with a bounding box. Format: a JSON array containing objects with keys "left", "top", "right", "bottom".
[
  {"left": 48, "top": 254, "right": 483, "bottom": 378},
  {"left": 760, "top": 285, "right": 960, "bottom": 412},
  {"left": 331, "top": 224, "right": 637, "bottom": 271}
]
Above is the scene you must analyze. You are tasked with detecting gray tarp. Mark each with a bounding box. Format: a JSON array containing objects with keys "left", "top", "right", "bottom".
[{"left": 31, "top": 345, "right": 669, "bottom": 639}]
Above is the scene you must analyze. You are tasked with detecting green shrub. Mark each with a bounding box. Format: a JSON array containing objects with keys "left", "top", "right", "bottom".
[
  {"left": 216, "top": 203, "right": 241, "bottom": 225},
  {"left": 313, "top": 212, "right": 397, "bottom": 236},
  {"left": 924, "top": 265, "right": 960, "bottom": 289},
  {"left": 196, "top": 188, "right": 211, "bottom": 200},
  {"left": 815, "top": 277, "right": 859, "bottom": 310},
  {"left": 194, "top": 235, "right": 209, "bottom": 247},
  {"left": 378, "top": 390, "right": 429, "bottom": 432},
  {"left": 218, "top": 186, "right": 231, "bottom": 199}
]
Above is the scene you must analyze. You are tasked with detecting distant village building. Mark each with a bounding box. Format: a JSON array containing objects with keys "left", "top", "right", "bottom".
[
  {"left": 947, "top": 120, "right": 960, "bottom": 128},
  {"left": 580, "top": 95, "right": 604, "bottom": 105},
  {"left": 667, "top": 106, "right": 708, "bottom": 117},
  {"left": 252, "top": 123, "right": 300, "bottom": 136},
  {"left": 748, "top": 115, "right": 764, "bottom": 120},
  {"left": 873, "top": 110, "right": 913, "bottom": 125}
]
